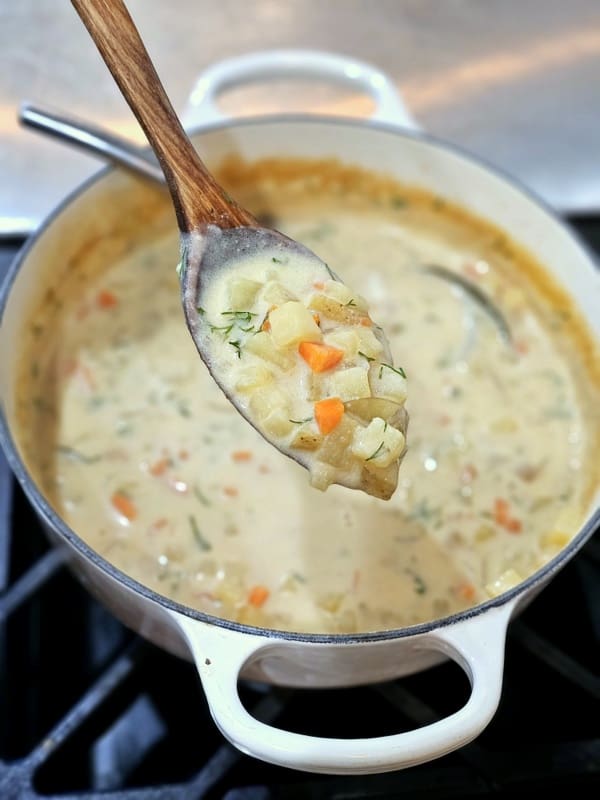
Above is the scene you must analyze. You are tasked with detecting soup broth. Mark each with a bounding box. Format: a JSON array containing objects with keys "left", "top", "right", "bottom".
[{"left": 15, "top": 158, "right": 600, "bottom": 633}]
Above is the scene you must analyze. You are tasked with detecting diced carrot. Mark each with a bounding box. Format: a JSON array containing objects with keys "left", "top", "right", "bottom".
[
  {"left": 149, "top": 458, "right": 170, "bottom": 476},
  {"left": 493, "top": 498, "right": 522, "bottom": 533},
  {"left": 456, "top": 582, "right": 477, "bottom": 602},
  {"left": 359, "top": 316, "right": 373, "bottom": 327},
  {"left": 505, "top": 517, "right": 522, "bottom": 534},
  {"left": 493, "top": 498, "right": 510, "bottom": 526},
  {"left": 232, "top": 450, "right": 252, "bottom": 462},
  {"left": 313, "top": 281, "right": 325, "bottom": 290},
  {"left": 299, "top": 341, "right": 344, "bottom": 373},
  {"left": 314, "top": 397, "right": 344, "bottom": 434},
  {"left": 97, "top": 289, "right": 118, "bottom": 309},
  {"left": 247, "top": 585, "right": 270, "bottom": 607},
  {"left": 111, "top": 491, "right": 137, "bottom": 521},
  {"left": 223, "top": 486, "right": 239, "bottom": 497},
  {"left": 261, "top": 318, "right": 271, "bottom": 332}
]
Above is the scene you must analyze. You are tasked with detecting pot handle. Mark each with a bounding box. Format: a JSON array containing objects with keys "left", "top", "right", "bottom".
[
  {"left": 182, "top": 49, "right": 419, "bottom": 131},
  {"left": 172, "top": 600, "right": 515, "bottom": 775}
]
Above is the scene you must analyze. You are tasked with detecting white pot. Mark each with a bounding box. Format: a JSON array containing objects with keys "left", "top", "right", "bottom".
[{"left": 1, "top": 50, "right": 598, "bottom": 775}]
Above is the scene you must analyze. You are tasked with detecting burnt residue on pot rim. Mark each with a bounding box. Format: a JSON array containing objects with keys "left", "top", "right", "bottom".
[{"left": 1, "top": 114, "right": 599, "bottom": 645}]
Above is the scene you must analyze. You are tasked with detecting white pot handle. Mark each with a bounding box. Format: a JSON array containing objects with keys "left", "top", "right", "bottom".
[
  {"left": 172, "top": 600, "right": 515, "bottom": 775},
  {"left": 182, "top": 49, "right": 419, "bottom": 131}
]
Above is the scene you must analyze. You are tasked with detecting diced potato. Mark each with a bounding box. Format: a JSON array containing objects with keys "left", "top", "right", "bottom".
[
  {"left": 329, "top": 366, "right": 371, "bottom": 401},
  {"left": 249, "top": 388, "right": 294, "bottom": 437},
  {"left": 320, "top": 280, "right": 368, "bottom": 311},
  {"left": 317, "top": 415, "right": 357, "bottom": 467},
  {"left": 269, "top": 302, "right": 323, "bottom": 348},
  {"left": 351, "top": 417, "right": 406, "bottom": 468},
  {"left": 261, "top": 280, "right": 297, "bottom": 305},
  {"left": 355, "top": 327, "right": 385, "bottom": 359},
  {"left": 308, "top": 294, "right": 370, "bottom": 325},
  {"left": 485, "top": 568, "right": 522, "bottom": 598},
  {"left": 234, "top": 364, "right": 274, "bottom": 393},
  {"left": 304, "top": 372, "right": 328, "bottom": 402},
  {"left": 369, "top": 363, "right": 407, "bottom": 404},
  {"left": 345, "top": 397, "right": 404, "bottom": 425},
  {"left": 290, "top": 428, "right": 323, "bottom": 451},
  {"left": 360, "top": 460, "right": 399, "bottom": 501},
  {"left": 316, "top": 592, "right": 345, "bottom": 613},
  {"left": 227, "top": 277, "right": 262, "bottom": 309},
  {"left": 310, "top": 461, "right": 338, "bottom": 491},
  {"left": 324, "top": 329, "right": 360, "bottom": 358},
  {"left": 541, "top": 530, "right": 570, "bottom": 553},
  {"left": 245, "top": 331, "right": 295, "bottom": 370}
]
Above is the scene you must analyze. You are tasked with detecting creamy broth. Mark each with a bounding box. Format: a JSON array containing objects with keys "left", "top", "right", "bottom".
[{"left": 16, "top": 160, "right": 599, "bottom": 633}]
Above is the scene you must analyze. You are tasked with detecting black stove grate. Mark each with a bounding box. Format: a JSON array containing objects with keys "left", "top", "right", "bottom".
[{"left": 1, "top": 221, "right": 599, "bottom": 799}]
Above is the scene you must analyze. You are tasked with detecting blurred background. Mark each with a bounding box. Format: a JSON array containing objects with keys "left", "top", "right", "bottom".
[{"left": 1, "top": 0, "right": 600, "bottom": 234}]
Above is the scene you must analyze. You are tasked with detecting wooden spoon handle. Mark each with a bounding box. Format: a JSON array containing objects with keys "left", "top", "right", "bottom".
[{"left": 71, "top": 0, "right": 256, "bottom": 231}]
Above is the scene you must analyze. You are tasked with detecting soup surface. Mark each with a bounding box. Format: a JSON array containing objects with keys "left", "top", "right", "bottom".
[{"left": 16, "top": 159, "right": 599, "bottom": 633}]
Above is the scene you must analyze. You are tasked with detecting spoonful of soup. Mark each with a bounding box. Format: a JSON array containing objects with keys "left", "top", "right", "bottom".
[{"left": 71, "top": 0, "right": 408, "bottom": 499}]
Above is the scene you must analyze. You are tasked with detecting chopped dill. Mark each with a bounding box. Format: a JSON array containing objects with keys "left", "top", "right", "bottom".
[
  {"left": 378, "top": 362, "right": 407, "bottom": 380},
  {"left": 189, "top": 515, "right": 212, "bottom": 551},
  {"left": 193, "top": 484, "right": 211, "bottom": 506},
  {"left": 358, "top": 351, "right": 375, "bottom": 363},
  {"left": 365, "top": 442, "right": 385, "bottom": 462},
  {"left": 289, "top": 416, "right": 313, "bottom": 424},
  {"left": 209, "top": 323, "right": 234, "bottom": 335},
  {"left": 221, "top": 310, "right": 257, "bottom": 322},
  {"left": 229, "top": 340, "right": 243, "bottom": 358},
  {"left": 345, "top": 298, "right": 357, "bottom": 307}
]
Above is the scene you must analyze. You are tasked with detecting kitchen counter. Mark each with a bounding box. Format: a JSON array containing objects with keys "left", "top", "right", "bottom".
[{"left": 1, "top": 0, "right": 600, "bottom": 234}]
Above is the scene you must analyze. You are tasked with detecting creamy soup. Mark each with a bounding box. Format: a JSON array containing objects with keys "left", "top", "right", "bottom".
[{"left": 15, "top": 159, "right": 599, "bottom": 633}]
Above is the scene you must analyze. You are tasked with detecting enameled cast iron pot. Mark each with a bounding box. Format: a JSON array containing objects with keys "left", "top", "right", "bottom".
[{"left": 1, "top": 51, "right": 599, "bottom": 775}]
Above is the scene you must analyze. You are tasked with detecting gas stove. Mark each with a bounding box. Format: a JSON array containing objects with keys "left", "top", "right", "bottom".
[{"left": 1, "top": 220, "right": 599, "bottom": 799}]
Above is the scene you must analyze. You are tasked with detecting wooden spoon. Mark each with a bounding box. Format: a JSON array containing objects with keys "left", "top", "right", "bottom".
[{"left": 71, "top": 0, "right": 408, "bottom": 497}]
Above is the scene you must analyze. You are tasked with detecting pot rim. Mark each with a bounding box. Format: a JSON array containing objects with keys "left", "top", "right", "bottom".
[{"left": 1, "top": 112, "right": 598, "bottom": 646}]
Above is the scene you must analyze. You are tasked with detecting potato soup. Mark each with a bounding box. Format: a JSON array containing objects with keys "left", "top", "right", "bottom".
[{"left": 15, "top": 158, "right": 600, "bottom": 634}]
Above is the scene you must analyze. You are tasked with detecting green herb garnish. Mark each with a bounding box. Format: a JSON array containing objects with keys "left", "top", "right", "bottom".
[
  {"left": 289, "top": 416, "right": 313, "bottom": 424},
  {"left": 56, "top": 445, "right": 102, "bottom": 464},
  {"left": 189, "top": 515, "right": 212, "bottom": 551},
  {"left": 229, "top": 340, "right": 243, "bottom": 358},
  {"left": 193, "top": 484, "right": 211, "bottom": 506},
  {"left": 209, "top": 323, "right": 234, "bottom": 335},
  {"left": 196, "top": 305, "right": 205, "bottom": 315},
  {"left": 221, "top": 310, "right": 257, "bottom": 322},
  {"left": 365, "top": 442, "right": 385, "bottom": 462},
  {"left": 378, "top": 363, "right": 407, "bottom": 380},
  {"left": 358, "top": 351, "right": 375, "bottom": 363},
  {"left": 345, "top": 299, "right": 357, "bottom": 307}
]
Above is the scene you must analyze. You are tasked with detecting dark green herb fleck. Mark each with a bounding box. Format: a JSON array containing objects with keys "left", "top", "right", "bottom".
[
  {"left": 365, "top": 442, "right": 385, "bottom": 462},
  {"left": 189, "top": 515, "right": 212, "bottom": 551},
  {"left": 378, "top": 362, "right": 407, "bottom": 380},
  {"left": 289, "top": 416, "right": 313, "bottom": 424},
  {"left": 358, "top": 351, "right": 375, "bottom": 363},
  {"left": 229, "top": 340, "right": 243, "bottom": 358},
  {"left": 56, "top": 445, "right": 102, "bottom": 464},
  {"left": 193, "top": 484, "right": 211, "bottom": 506}
]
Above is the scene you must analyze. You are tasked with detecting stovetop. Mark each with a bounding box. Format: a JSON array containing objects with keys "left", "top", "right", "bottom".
[{"left": 0, "top": 220, "right": 599, "bottom": 799}]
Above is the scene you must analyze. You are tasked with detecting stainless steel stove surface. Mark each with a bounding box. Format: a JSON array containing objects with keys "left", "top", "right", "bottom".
[{"left": 0, "top": 220, "right": 599, "bottom": 798}]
